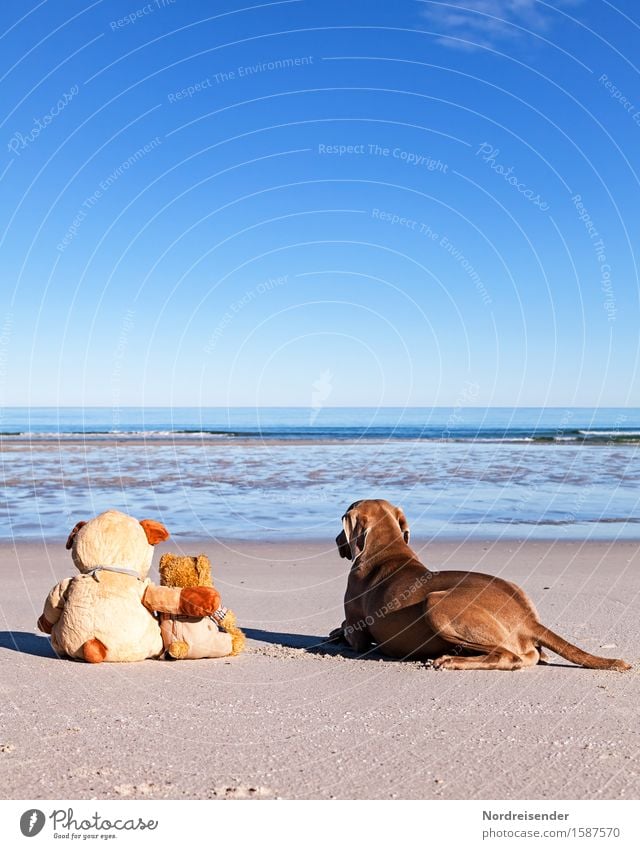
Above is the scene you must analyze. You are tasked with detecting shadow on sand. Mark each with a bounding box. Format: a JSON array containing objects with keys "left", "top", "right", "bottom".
[
  {"left": 242, "top": 627, "right": 571, "bottom": 668},
  {"left": 0, "top": 628, "right": 571, "bottom": 668},
  {"left": 243, "top": 627, "right": 413, "bottom": 662},
  {"left": 0, "top": 631, "right": 58, "bottom": 658}
]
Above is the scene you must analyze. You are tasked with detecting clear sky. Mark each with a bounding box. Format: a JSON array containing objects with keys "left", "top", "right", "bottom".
[{"left": 0, "top": 0, "right": 638, "bottom": 407}]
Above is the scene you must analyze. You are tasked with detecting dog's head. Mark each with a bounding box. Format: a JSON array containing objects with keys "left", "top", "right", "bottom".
[{"left": 335, "top": 499, "right": 410, "bottom": 561}]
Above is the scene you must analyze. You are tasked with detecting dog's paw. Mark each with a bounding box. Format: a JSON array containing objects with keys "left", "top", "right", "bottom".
[
  {"left": 327, "top": 626, "right": 347, "bottom": 644},
  {"left": 611, "top": 659, "right": 632, "bottom": 671},
  {"left": 433, "top": 655, "right": 457, "bottom": 670}
]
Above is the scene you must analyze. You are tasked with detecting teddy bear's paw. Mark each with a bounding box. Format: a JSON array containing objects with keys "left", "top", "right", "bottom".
[
  {"left": 179, "top": 587, "right": 221, "bottom": 617},
  {"left": 167, "top": 640, "right": 189, "bottom": 660},
  {"left": 218, "top": 610, "right": 246, "bottom": 655},
  {"left": 82, "top": 638, "right": 108, "bottom": 664},
  {"left": 230, "top": 630, "right": 246, "bottom": 656}
]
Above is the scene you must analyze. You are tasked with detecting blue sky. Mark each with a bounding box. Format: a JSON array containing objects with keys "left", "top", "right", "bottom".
[{"left": 0, "top": 0, "right": 638, "bottom": 407}]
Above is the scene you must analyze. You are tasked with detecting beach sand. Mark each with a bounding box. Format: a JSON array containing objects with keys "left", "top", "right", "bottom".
[{"left": 0, "top": 537, "right": 638, "bottom": 800}]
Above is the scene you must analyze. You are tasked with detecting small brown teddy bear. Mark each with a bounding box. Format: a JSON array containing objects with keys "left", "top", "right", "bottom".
[{"left": 158, "top": 553, "right": 245, "bottom": 659}]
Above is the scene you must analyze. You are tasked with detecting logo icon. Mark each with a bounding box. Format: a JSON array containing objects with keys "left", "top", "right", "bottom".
[
  {"left": 310, "top": 369, "right": 333, "bottom": 425},
  {"left": 20, "top": 809, "right": 45, "bottom": 837}
]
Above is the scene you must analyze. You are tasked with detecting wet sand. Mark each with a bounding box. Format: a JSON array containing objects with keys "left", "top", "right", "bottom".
[{"left": 0, "top": 537, "right": 638, "bottom": 800}]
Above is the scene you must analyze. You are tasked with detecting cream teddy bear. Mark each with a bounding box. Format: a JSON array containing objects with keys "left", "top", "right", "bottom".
[{"left": 37, "top": 510, "right": 222, "bottom": 663}]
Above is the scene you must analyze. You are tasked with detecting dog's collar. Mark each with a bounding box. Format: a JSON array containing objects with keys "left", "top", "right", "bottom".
[{"left": 85, "top": 565, "right": 142, "bottom": 581}]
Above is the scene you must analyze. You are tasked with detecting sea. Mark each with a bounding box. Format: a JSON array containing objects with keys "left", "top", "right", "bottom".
[{"left": 1, "top": 407, "right": 639, "bottom": 542}]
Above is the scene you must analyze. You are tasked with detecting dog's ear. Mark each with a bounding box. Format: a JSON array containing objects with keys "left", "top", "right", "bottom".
[
  {"left": 343, "top": 509, "right": 367, "bottom": 560},
  {"left": 65, "top": 520, "right": 87, "bottom": 550},
  {"left": 336, "top": 528, "right": 352, "bottom": 560},
  {"left": 396, "top": 507, "right": 410, "bottom": 544},
  {"left": 139, "top": 519, "right": 170, "bottom": 546}
]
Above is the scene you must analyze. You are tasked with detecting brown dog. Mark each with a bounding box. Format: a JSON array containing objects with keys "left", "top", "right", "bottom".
[{"left": 329, "top": 499, "right": 630, "bottom": 671}]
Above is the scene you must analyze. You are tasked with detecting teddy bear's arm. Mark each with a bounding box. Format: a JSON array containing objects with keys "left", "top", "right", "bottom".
[
  {"left": 142, "top": 583, "right": 221, "bottom": 617},
  {"left": 142, "top": 584, "right": 181, "bottom": 614},
  {"left": 37, "top": 578, "right": 73, "bottom": 634}
]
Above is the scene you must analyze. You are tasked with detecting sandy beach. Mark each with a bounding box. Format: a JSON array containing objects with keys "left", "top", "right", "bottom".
[{"left": 1, "top": 536, "right": 638, "bottom": 800}]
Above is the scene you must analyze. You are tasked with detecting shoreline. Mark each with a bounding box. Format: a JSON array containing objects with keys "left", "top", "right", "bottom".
[
  {"left": 1, "top": 537, "right": 639, "bottom": 799},
  {"left": 2, "top": 436, "right": 640, "bottom": 446},
  {"left": 3, "top": 532, "right": 640, "bottom": 549}
]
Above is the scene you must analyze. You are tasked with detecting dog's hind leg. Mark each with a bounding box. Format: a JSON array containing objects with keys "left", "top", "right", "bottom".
[
  {"left": 433, "top": 647, "right": 539, "bottom": 670},
  {"left": 425, "top": 590, "right": 539, "bottom": 671}
]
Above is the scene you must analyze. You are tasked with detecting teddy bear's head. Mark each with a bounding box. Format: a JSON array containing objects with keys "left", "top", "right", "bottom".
[
  {"left": 65, "top": 510, "right": 170, "bottom": 578},
  {"left": 159, "top": 554, "right": 213, "bottom": 588}
]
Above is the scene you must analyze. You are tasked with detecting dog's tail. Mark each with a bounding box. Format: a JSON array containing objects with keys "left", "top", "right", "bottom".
[{"left": 532, "top": 623, "right": 630, "bottom": 670}]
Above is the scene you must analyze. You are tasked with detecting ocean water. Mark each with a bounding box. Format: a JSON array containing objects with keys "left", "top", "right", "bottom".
[
  {"left": 1, "top": 407, "right": 639, "bottom": 541},
  {"left": 2, "top": 405, "right": 640, "bottom": 444}
]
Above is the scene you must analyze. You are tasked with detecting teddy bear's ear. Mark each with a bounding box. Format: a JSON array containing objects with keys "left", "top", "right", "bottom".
[
  {"left": 65, "top": 520, "right": 87, "bottom": 550},
  {"left": 139, "top": 519, "right": 170, "bottom": 545}
]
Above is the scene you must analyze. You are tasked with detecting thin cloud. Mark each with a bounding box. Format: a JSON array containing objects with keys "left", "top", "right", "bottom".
[{"left": 420, "top": 0, "right": 584, "bottom": 50}]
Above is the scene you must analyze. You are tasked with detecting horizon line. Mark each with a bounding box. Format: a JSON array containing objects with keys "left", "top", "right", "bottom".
[{"left": 2, "top": 405, "right": 639, "bottom": 411}]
